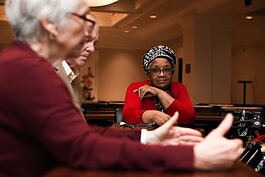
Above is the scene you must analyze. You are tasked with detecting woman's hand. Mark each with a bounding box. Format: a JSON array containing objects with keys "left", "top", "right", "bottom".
[
  {"left": 142, "top": 110, "right": 171, "bottom": 125},
  {"left": 133, "top": 85, "right": 158, "bottom": 100},
  {"left": 145, "top": 112, "right": 203, "bottom": 146}
]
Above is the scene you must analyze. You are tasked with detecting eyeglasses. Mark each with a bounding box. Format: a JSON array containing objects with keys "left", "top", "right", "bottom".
[
  {"left": 70, "top": 12, "right": 96, "bottom": 26},
  {"left": 149, "top": 68, "right": 173, "bottom": 75}
]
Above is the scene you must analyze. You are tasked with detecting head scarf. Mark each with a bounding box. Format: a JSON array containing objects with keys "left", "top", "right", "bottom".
[{"left": 143, "top": 45, "right": 176, "bottom": 74}]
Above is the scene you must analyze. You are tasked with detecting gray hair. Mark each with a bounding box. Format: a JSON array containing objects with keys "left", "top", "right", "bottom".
[{"left": 5, "top": 0, "right": 80, "bottom": 42}]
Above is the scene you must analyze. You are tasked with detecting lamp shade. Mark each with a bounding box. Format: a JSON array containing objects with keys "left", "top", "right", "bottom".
[{"left": 87, "top": 0, "right": 119, "bottom": 7}]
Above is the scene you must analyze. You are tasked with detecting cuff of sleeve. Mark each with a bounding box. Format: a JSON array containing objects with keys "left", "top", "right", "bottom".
[{"left": 140, "top": 129, "right": 148, "bottom": 144}]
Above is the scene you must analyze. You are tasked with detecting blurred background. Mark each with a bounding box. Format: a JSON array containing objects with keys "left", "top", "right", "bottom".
[{"left": 0, "top": 0, "right": 265, "bottom": 105}]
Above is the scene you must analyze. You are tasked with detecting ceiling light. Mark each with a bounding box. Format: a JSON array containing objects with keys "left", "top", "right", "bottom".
[
  {"left": 88, "top": 0, "right": 119, "bottom": 7},
  {"left": 124, "top": 30, "right": 130, "bottom": 33},
  {"left": 132, "top": 26, "right": 138, "bottom": 29},
  {"left": 149, "top": 15, "right": 157, "bottom": 19},
  {"left": 245, "top": 16, "right": 253, "bottom": 20}
]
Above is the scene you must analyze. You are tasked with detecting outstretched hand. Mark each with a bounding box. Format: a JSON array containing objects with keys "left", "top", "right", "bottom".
[
  {"left": 145, "top": 112, "right": 203, "bottom": 145},
  {"left": 194, "top": 113, "right": 244, "bottom": 170}
]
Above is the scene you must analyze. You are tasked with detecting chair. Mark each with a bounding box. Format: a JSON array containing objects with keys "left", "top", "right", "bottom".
[{"left": 114, "top": 107, "right": 124, "bottom": 123}]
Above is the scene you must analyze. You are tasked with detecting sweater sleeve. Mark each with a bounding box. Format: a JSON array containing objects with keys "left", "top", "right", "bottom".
[
  {"left": 41, "top": 113, "right": 195, "bottom": 171},
  {"left": 123, "top": 82, "right": 146, "bottom": 124},
  {"left": 165, "top": 83, "right": 196, "bottom": 124},
  {"left": 89, "top": 125, "right": 141, "bottom": 141}
]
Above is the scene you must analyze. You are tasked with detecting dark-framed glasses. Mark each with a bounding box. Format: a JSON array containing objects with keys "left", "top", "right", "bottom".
[
  {"left": 70, "top": 12, "right": 96, "bottom": 25},
  {"left": 149, "top": 68, "right": 173, "bottom": 75}
]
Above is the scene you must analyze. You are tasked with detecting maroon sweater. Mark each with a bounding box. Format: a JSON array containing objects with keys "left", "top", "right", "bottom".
[
  {"left": 123, "top": 81, "right": 196, "bottom": 124},
  {"left": 0, "top": 41, "right": 194, "bottom": 177}
]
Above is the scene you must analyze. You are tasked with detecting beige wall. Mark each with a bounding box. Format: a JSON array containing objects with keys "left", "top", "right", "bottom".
[
  {"left": 90, "top": 42, "right": 265, "bottom": 105},
  {"left": 231, "top": 43, "right": 265, "bottom": 105},
  {"left": 96, "top": 48, "right": 181, "bottom": 101},
  {"left": 97, "top": 48, "right": 146, "bottom": 101},
  {"left": 1, "top": 39, "right": 265, "bottom": 105},
  {"left": 182, "top": 16, "right": 232, "bottom": 104},
  {"left": 1, "top": 25, "right": 264, "bottom": 105}
]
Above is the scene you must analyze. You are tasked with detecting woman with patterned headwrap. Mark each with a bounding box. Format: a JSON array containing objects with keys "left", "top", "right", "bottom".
[{"left": 123, "top": 45, "right": 196, "bottom": 126}]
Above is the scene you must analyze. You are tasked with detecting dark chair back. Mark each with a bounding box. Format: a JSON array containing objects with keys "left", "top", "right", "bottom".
[{"left": 114, "top": 107, "right": 124, "bottom": 123}]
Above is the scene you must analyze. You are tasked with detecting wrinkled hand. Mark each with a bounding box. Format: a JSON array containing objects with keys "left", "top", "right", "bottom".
[
  {"left": 145, "top": 112, "right": 203, "bottom": 146},
  {"left": 133, "top": 85, "right": 157, "bottom": 100},
  {"left": 194, "top": 113, "right": 244, "bottom": 170},
  {"left": 141, "top": 110, "right": 171, "bottom": 125}
]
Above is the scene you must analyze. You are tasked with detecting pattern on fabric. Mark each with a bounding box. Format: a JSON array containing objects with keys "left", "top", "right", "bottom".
[{"left": 143, "top": 45, "right": 176, "bottom": 73}]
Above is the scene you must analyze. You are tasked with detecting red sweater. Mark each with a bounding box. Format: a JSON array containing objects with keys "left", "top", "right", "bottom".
[
  {"left": 0, "top": 41, "right": 194, "bottom": 177},
  {"left": 123, "top": 81, "right": 196, "bottom": 124}
]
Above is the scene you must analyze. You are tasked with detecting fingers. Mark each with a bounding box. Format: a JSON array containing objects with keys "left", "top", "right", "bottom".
[
  {"left": 162, "top": 112, "right": 179, "bottom": 128},
  {"left": 133, "top": 85, "right": 154, "bottom": 98},
  {"left": 161, "top": 136, "right": 203, "bottom": 146},
  {"left": 133, "top": 87, "right": 142, "bottom": 98},
  {"left": 235, "top": 144, "right": 244, "bottom": 158},
  {"left": 133, "top": 88, "right": 141, "bottom": 98},
  {"left": 179, "top": 141, "right": 202, "bottom": 146},
  {"left": 175, "top": 127, "right": 203, "bottom": 137},
  {"left": 178, "top": 135, "right": 204, "bottom": 143},
  {"left": 133, "top": 86, "right": 144, "bottom": 93},
  {"left": 146, "top": 112, "right": 178, "bottom": 145},
  {"left": 230, "top": 139, "right": 244, "bottom": 154},
  {"left": 211, "top": 113, "right": 234, "bottom": 137}
]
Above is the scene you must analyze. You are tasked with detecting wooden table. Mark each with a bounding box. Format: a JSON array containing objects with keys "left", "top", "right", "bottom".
[
  {"left": 84, "top": 111, "right": 115, "bottom": 126},
  {"left": 43, "top": 162, "right": 263, "bottom": 177}
]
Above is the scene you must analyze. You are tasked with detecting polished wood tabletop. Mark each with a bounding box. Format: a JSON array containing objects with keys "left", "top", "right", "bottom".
[{"left": 43, "top": 162, "right": 263, "bottom": 177}]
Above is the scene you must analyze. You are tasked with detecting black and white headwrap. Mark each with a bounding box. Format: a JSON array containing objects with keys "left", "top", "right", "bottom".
[{"left": 143, "top": 45, "right": 176, "bottom": 74}]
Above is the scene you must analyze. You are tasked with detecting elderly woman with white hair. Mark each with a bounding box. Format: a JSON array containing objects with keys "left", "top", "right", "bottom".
[{"left": 0, "top": 0, "right": 243, "bottom": 177}]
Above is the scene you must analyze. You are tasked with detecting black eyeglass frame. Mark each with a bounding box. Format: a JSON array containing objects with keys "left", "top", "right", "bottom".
[
  {"left": 149, "top": 67, "right": 174, "bottom": 75},
  {"left": 70, "top": 12, "right": 96, "bottom": 25}
]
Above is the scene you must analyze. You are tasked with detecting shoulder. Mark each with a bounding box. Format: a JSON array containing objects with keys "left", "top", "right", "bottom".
[
  {"left": 55, "top": 60, "right": 69, "bottom": 82},
  {"left": 0, "top": 42, "right": 68, "bottom": 106},
  {"left": 1, "top": 41, "right": 65, "bottom": 92},
  {"left": 0, "top": 42, "right": 58, "bottom": 81},
  {"left": 171, "top": 82, "right": 187, "bottom": 90}
]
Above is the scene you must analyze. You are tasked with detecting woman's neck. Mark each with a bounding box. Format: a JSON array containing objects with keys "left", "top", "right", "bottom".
[{"left": 28, "top": 39, "right": 64, "bottom": 65}]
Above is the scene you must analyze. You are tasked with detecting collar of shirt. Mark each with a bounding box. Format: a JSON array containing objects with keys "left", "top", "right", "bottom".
[{"left": 61, "top": 60, "right": 79, "bottom": 83}]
